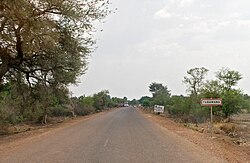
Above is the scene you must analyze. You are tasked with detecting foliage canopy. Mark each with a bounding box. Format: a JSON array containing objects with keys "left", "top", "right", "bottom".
[{"left": 0, "top": 0, "right": 110, "bottom": 86}]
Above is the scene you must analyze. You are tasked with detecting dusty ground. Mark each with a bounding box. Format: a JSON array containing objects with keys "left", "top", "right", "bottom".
[
  {"left": 139, "top": 109, "right": 250, "bottom": 163},
  {"left": 231, "top": 113, "right": 250, "bottom": 143}
]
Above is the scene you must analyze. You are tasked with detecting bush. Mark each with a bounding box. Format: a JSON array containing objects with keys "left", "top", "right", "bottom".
[
  {"left": 169, "top": 96, "right": 192, "bottom": 116},
  {"left": 50, "top": 106, "right": 72, "bottom": 117},
  {"left": 74, "top": 102, "right": 95, "bottom": 116},
  {"left": 8, "top": 115, "right": 26, "bottom": 125},
  {"left": 190, "top": 106, "right": 209, "bottom": 123}
]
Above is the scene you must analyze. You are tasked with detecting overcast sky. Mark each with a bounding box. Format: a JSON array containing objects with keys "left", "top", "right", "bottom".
[{"left": 70, "top": 0, "right": 250, "bottom": 100}]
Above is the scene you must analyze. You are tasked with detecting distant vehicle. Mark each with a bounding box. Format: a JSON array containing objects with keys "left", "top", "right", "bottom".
[{"left": 124, "top": 102, "right": 129, "bottom": 107}]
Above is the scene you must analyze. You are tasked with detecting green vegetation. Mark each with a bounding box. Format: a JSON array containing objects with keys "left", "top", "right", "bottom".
[
  {"left": 183, "top": 67, "right": 209, "bottom": 97},
  {"left": 0, "top": 0, "right": 111, "bottom": 130},
  {"left": 139, "top": 67, "right": 250, "bottom": 123},
  {"left": 139, "top": 96, "right": 152, "bottom": 107},
  {"left": 149, "top": 82, "right": 171, "bottom": 106}
]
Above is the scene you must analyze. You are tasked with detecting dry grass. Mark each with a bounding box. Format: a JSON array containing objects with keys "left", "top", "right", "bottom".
[{"left": 218, "top": 123, "right": 236, "bottom": 134}]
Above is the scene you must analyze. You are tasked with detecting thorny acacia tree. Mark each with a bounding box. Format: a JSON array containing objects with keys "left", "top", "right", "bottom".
[{"left": 0, "top": 0, "right": 110, "bottom": 86}]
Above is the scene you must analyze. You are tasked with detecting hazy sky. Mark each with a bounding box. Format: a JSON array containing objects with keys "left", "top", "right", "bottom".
[{"left": 70, "top": 0, "right": 250, "bottom": 100}]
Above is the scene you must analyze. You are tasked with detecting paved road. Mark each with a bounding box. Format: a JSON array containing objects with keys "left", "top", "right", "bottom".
[{"left": 0, "top": 107, "right": 225, "bottom": 163}]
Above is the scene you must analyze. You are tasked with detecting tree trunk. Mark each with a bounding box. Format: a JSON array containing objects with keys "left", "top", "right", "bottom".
[
  {"left": 0, "top": 60, "right": 10, "bottom": 83},
  {"left": 42, "top": 109, "right": 48, "bottom": 124}
]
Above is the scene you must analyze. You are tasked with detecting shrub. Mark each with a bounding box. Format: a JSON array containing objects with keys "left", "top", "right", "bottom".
[
  {"left": 219, "top": 123, "right": 236, "bottom": 134},
  {"left": 50, "top": 106, "right": 72, "bottom": 117}
]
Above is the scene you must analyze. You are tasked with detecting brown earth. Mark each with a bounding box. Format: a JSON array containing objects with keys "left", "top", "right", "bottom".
[{"left": 139, "top": 109, "right": 250, "bottom": 163}]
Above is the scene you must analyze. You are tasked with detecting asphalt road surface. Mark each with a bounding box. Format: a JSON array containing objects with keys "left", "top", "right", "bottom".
[{"left": 0, "top": 107, "right": 225, "bottom": 163}]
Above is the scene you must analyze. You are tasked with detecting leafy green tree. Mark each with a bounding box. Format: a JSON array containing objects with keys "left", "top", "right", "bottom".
[
  {"left": 149, "top": 82, "right": 170, "bottom": 98},
  {"left": 0, "top": 0, "right": 110, "bottom": 83},
  {"left": 199, "top": 68, "right": 244, "bottom": 118},
  {"left": 123, "top": 97, "right": 128, "bottom": 102},
  {"left": 242, "top": 94, "right": 250, "bottom": 112},
  {"left": 129, "top": 99, "right": 139, "bottom": 106},
  {"left": 111, "top": 97, "right": 125, "bottom": 107},
  {"left": 0, "top": 0, "right": 110, "bottom": 124},
  {"left": 183, "top": 67, "right": 208, "bottom": 97},
  {"left": 170, "top": 95, "right": 192, "bottom": 116},
  {"left": 142, "top": 99, "right": 151, "bottom": 107},
  {"left": 216, "top": 67, "right": 242, "bottom": 90},
  {"left": 149, "top": 82, "right": 171, "bottom": 106},
  {"left": 139, "top": 96, "right": 152, "bottom": 107},
  {"left": 71, "top": 96, "right": 95, "bottom": 116},
  {"left": 79, "top": 96, "right": 94, "bottom": 108},
  {"left": 216, "top": 68, "right": 244, "bottom": 118},
  {"left": 200, "top": 80, "right": 223, "bottom": 98},
  {"left": 93, "top": 90, "right": 111, "bottom": 110},
  {"left": 221, "top": 89, "right": 244, "bottom": 118}
]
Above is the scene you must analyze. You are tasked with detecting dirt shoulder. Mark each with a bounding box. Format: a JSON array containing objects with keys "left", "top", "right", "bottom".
[
  {"left": 0, "top": 110, "right": 112, "bottom": 157},
  {"left": 139, "top": 109, "right": 250, "bottom": 163}
]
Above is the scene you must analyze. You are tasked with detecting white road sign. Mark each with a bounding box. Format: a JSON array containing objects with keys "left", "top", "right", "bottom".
[
  {"left": 154, "top": 105, "right": 164, "bottom": 113},
  {"left": 201, "top": 98, "right": 222, "bottom": 106}
]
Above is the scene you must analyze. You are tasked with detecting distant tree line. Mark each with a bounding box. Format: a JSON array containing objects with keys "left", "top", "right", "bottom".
[
  {"left": 138, "top": 67, "right": 250, "bottom": 123},
  {"left": 72, "top": 90, "right": 128, "bottom": 116}
]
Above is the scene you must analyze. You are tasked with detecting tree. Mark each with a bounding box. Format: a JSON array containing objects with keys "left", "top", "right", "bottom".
[
  {"left": 74, "top": 96, "right": 95, "bottom": 116},
  {"left": 0, "top": 0, "right": 110, "bottom": 124},
  {"left": 0, "top": 0, "right": 110, "bottom": 84},
  {"left": 123, "top": 97, "right": 128, "bottom": 102},
  {"left": 129, "top": 99, "right": 139, "bottom": 106},
  {"left": 242, "top": 94, "right": 250, "bottom": 112},
  {"left": 111, "top": 97, "right": 125, "bottom": 107},
  {"left": 93, "top": 90, "right": 111, "bottom": 110},
  {"left": 200, "top": 80, "right": 223, "bottom": 98},
  {"left": 215, "top": 68, "right": 244, "bottom": 118},
  {"left": 170, "top": 95, "right": 192, "bottom": 116},
  {"left": 79, "top": 96, "right": 94, "bottom": 108},
  {"left": 216, "top": 67, "right": 242, "bottom": 90},
  {"left": 149, "top": 82, "right": 170, "bottom": 98},
  {"left": 199, "top": 68, "right": 244, "bottom": 118},
  {"left": 221, "top": 89, "right": 244, "bottom": 118},
  {"left": 149, "top": 82, "right": 171, "bottom": 106},
  {"left": 139, "top": 96, "right": 152, "bottom": 107},
  {"left": 183, "top": 67, "right": 208, "bottom": 97}
]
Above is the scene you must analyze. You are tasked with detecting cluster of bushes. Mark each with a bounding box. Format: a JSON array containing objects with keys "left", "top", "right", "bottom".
[
  {"left": 0, "top": 82, "right": 127, "bottom": 132},
  {"left": 0, "top": 82, "right": 65, "bottom": 126}
]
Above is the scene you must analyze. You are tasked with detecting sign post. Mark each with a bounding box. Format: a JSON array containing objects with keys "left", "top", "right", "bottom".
[
  {"left": 201, "top": 98, "right": 222, "bottom": 137},
  {"left": 210, "top": 105, "right": 213, "bottom": 137}
]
